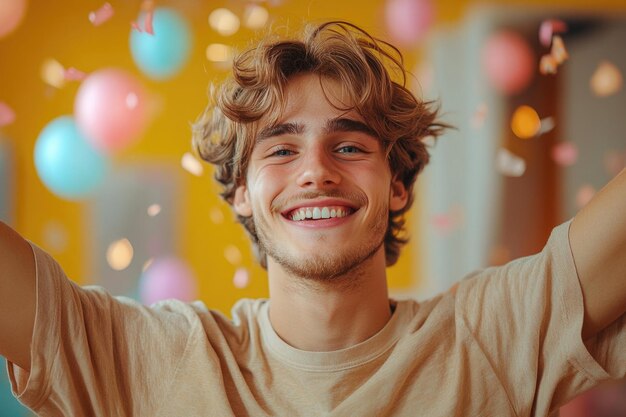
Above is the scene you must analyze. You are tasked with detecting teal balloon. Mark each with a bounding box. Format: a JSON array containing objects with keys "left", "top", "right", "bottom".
[
  {"left": 34, "top": 116, "right": 110, "bottom": 200},
  {"left": 130, "top": 8, "right": 192, "bottom": 80},
  {"left": 0, "top": 367, "right": 32, "bottom": 417}
]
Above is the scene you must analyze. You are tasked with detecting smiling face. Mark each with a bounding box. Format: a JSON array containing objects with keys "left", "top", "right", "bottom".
[{"left": 233, "top": 73, "right": 408, "bottom": 281}]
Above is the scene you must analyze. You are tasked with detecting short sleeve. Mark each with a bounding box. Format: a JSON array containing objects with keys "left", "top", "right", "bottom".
[
  {"left": 455, "top": 220, "right": 626, "bottom": 417},
  {"left": 5, "top": 242, "right": 201, "bottom": 416}
]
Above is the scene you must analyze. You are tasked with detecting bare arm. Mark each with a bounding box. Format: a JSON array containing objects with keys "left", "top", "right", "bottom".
[
  {"left": 569, "top": 168, "right": 626, "bottom": 340},
  {"left": 0, "top": 221, "right": 36, "bottom": 371}
]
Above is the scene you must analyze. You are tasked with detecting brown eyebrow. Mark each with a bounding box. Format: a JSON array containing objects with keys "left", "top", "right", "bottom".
[
  {"left": 254, "top": 117, "right": 378, "bottom": 146},
  {"left": 323, "top": 118, "right": 378, "bottom": 138}
]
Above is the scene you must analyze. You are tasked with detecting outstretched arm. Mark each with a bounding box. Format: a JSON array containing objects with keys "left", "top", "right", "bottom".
[
  {"left": 569, "top": 168, "right": 626, "bottom": 340},
  {"left": 0, "top": 221, "right": 36, "bottom": 371}
]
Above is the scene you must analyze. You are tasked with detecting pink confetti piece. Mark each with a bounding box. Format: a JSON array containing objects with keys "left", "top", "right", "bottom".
[
  {"left": 89, "top": 2, "right": 114, "bottom": 26},
  {"left": 0, "top": 102, "right": 16, "bottom": 126},
  {"left": 64, "top": 67, "right": 87, "bottom": 81},
  {"left": 539, "top": 19, "right": 567, "bottom": 48},
  {"left": 144, "top": 10, "right": 154, "bottom": 35},
  {"left": 233, "top": 267, "right": 250, "bottom": 289},
  {"left": 432, "top": 214, "right": 455, "bottom": 235},
  {"left": 551, "top": 141, "right": 578, "bottom": 167},
  {"left": 471, "top": 102, "right": 488, "bottom": 129},
  {"left": 131, "top": 21, "right": 143, "bottom": 32},
  {"left": 538, "top": 117, "right": 555, "bottom": 135},
  {"left": 576, "top": 184, "right": 595, "bottom": 209}
]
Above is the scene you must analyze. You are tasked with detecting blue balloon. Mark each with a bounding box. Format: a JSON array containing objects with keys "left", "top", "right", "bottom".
[
  {"left": 34, "top": 116, "right": 110, "bottom": 200},
  {"left": 130, "top": 8, "right": 192, "bottom": 80}
]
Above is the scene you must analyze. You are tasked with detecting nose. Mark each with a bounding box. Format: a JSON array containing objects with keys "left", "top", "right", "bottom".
[{"left": 295, "top": 145, "right": 341, "bottom": 188}]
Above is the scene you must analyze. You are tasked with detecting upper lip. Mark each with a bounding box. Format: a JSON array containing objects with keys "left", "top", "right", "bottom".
[{"left": 280, "top": 199, "right": 360, "bottom": 217}]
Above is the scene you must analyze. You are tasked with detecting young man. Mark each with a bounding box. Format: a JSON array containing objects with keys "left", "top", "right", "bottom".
[{"left": 0, "top": 21, "right": 624, "bottom": 416}]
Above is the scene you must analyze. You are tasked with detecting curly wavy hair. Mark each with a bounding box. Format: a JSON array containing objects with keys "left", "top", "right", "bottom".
[{"left": 192, "top": 21, "right": 448, "bottom": 269}]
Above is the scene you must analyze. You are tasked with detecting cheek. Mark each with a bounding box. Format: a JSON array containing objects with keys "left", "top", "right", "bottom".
[{"left": 248, "top": 166, "right": 287, "bottom": 211}]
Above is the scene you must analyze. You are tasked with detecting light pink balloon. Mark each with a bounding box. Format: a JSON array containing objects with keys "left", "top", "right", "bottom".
[
  {"left": 482, "top": 31, "right": 535, "bottom": 95},
  {"left": 139, "top": 257, "right": 198, "bottom": 305},
  {"left": 0, "top": 0, "right": 27, "bottom": 39},
  {"left": 75, "top": 68, "right": 149, "bottom": 153},
  {"left": 385, "top": 0, "right": 434, "bottom": 45}
]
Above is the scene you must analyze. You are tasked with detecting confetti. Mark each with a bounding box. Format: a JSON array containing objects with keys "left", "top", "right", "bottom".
[
  {"left": 539, "top": 19, "right": 567, "bottom": 48},
  {"left": 550, "top": 36, "right": 568, "bottom": 64},
  {"left": 206, "top": 44, "right": 235, "bottom": 63},
  {"left": 224, "top": 244, "right": 242, "bottom": 265},
  {"left": 576, "top": 184, "right": 595, "bottom": 208},
  {"left": 243, "top": 4, "right": 269, "bottom": 29},
  {"left": 511, "top": 105, "right": 540, "bottom": 139},
  {"left": 431, "top": 204, "right": 464, "bottom": 235},
  {"left": 147, "top": 203, "right": 161, "bottom": 217},
  {"left": 551, "top": 142, "right": 578, "bottom": 167},
  {"left": 470, "top": 102, "right": 488, "bottom": 129},
  {"left": 64, "top": 67, "right": 87, "bottom": 81},
  {"left": 209, "top": 206, "right": 225, "bottom": 224},
  {"left": 496, "top": 148, "right": 526, "bottom": 177},
  {"left": 181, "top": 152, "right": 204, "bottom": 176},
  {"left": 0, "top": 102, "right": 16, "bottom": 127},
  {"left": 142, "top": 258, "right": 154, "bottom": 272},
  {"left": 590, "top": 61, "right": 623, "bottom": 97},
  {"left": 539, "top": 54, "right": 557, "bottom": 75},
  {"left": 538, "top": 117, "right": 555, "bottom": 135},
  {"left": 41, "top": 58, "right": 66, "bottom": 88},
  {"left": 209, "top": 8, "right": 240, "bottom": 36},
  {"left": 144, "top": 9, "right": 154, "bottom": 35},
  {"left": 89, "top": 3, "right": 114, "bottom": 26},
  {"left": 233, "top": 267, "right": 250, "bottom": 289},
  {"left": 106, "top": 238, "right": 134, "bottom": 271},
  {"left": 422, "top": 135, "right": 436, "bottom": 147}
]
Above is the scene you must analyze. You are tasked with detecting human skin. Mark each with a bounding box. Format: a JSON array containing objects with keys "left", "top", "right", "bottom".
[{"left": 233, "top": 73, "right": 409, "bottom": 351}]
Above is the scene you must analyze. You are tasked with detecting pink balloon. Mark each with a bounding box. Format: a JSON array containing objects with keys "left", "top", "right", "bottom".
[
  {"left": 139, "top": 257, "right": 198, "bottom": 305},
  {"left": 385, "top": 0, "right": 434, "bottom": 45},
  {"left": 0, "top": 0, "right": 27, "bottom": 39},
  {"left": 75, "top": 68, "right": 149, "bottom": 153},
  {"left": 482, "top": 31, "right": 535, "bottom": 95}
]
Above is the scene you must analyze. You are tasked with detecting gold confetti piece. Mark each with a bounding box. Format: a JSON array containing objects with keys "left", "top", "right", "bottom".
[
  {"left": 181, "top": 152, "right": 204, "bottom": 176},
  {"left": 540, "top": 54, "right": 558, "bottom": 75},
  {"left": 209, "top": 206, "right": 224, "bottom": 224},
  {"left": 511, "top": 105, "right": 541, "bottom": 139},
  {"left": 233, "top": 267, "right": 250, "bottom": 289},
  {"left": 590, "top": 61, "right": 623, "bottom": 97},
  {"left": 496, "top": 148, "right": 526, "bottom": 177},
  {"left": 41, "top": 58, "right": 66, "bottom": 88},
  {"left": 0, "top": 102, "right": 16, "bottom": 127},
  {"left": 106, "top": 238, "right": 134, "bottom": 271},
  {"left": 142, "top": 258, "right": 154, "bottom": 272},
  {"left": 206, "top": 43, "right": 235, "bottom": 63},
  {"left": 209, "top": 8, "right": 240, "bottom": 36},
  {"left": 147, "top": 204, "right": 161, "bottom": 217},
  {"left": 550, "top": 36, "right": 568, "bottom": 65},
  {"left": 243, "top": 4, "right": 269, "bottom": 29},
  {"left": 89, "top": 2, "right": 114, "bottom": 26},
  {"left": 224, "top": 244, "right": 242, "bottom": 265}
]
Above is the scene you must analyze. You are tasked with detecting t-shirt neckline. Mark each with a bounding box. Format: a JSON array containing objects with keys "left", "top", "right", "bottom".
[{"left": 259, "top": 299, "right": 409, "bottom": 372}]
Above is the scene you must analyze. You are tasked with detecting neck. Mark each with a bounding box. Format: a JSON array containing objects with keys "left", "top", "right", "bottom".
[{"left": 266, "top": 247, "right": 392, "bottom": 351}]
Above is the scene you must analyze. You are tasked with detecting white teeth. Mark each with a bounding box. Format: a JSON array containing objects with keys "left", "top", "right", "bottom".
[{"left": 290, "top": 206, "right": 353, "bottom": 221}]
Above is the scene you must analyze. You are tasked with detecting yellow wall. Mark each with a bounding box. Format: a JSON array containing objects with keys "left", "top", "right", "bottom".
[{"left": 1, "top": 0, "right": 624, "bottom": 314}]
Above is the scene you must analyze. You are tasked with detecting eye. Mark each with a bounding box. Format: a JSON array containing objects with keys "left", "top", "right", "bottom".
[
  {"left": 337, "top": 145, "right": 363, "bottom": 154},
  {"left": 270, "top": 147, "right": 295, "bottom": 157}
]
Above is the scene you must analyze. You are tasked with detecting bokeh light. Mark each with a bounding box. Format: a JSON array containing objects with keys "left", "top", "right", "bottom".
[
  {"left": 209, "top": 8, "right": 240, "bottom": 36},
  {"left": 511, "top": 105, "right": 541, "bottom": 139},
  {"left": 106, "top": 238, "right": 134, "bottom": 271}
]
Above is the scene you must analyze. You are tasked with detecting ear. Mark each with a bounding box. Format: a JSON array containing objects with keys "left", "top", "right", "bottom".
[
  {"left": 389, "top": 177, "right": 409, "bottom": 212},
  {"left": 233, "top": 185, "right": 253, "bottom": 217}
]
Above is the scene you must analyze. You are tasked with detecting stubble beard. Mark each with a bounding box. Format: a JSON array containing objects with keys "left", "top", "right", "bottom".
[{"left": 253, "top": 202, "right": 389, "bottom": 285}]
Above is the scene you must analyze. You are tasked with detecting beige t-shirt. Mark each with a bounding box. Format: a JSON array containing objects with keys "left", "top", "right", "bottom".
[{"left": 6, "top": 220, "right": 625, "bottom": 417}]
